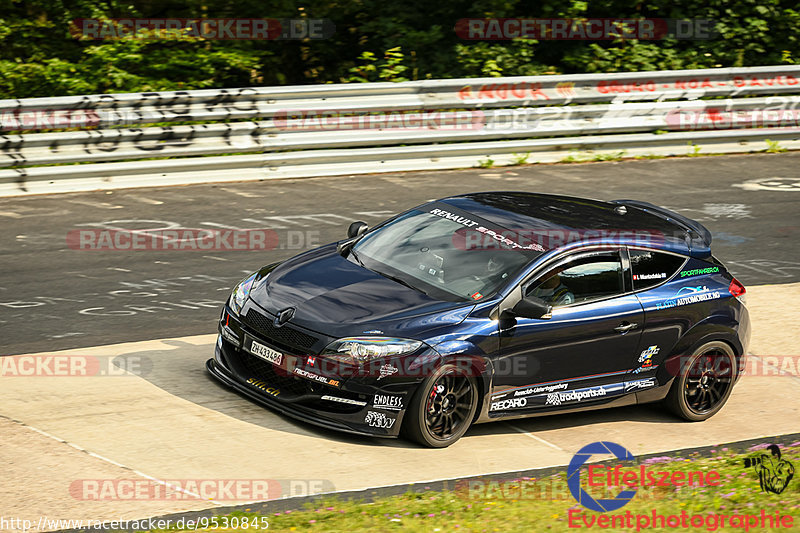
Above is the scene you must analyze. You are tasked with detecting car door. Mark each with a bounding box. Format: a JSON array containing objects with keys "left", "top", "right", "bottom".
[
  {"left": 626, "top": 247, "right": 695, "bottom": 377},
  {"left": 489, "top": 249, "right": 645, "bottom": 414}
]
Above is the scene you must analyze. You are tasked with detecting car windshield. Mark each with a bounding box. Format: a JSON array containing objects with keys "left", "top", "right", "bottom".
[{"left": 351, "top": 208, "right": 541, "bottom": 301}]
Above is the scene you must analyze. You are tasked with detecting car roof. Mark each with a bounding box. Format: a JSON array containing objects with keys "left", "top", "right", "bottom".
[{"left": 438, "top": 192, "right": 711, "bottom": 257}]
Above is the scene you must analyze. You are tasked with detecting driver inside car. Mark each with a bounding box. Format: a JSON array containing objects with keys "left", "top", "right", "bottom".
[{"left": 528, "top": 270, "right": 575, "bottom": 306}]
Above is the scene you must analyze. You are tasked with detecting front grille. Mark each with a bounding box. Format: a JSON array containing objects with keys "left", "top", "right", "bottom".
[
  {"left": 242, "top": 308, "right": 318, "bottom": 353},
  {"left": 238, "top": 351, "right": 308, "bottom": 397},
  {"left": 223, "top": 344, "right": 367, "bottom": 412}
]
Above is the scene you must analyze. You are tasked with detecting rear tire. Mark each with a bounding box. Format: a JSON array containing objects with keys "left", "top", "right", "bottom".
[
  {"left": 402, "top": 363, "right": 478, "bottom": 448},
  {"left": 664, "top": 341, "right": 737, "bottom": 421}
]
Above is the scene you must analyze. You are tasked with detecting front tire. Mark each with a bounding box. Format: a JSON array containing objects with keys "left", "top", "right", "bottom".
[
  {"left": 402, "top": 363, "right": 478, "bottom": 448},
  {"left": 664, "top": 341, "right": 737, "bottom": 421}
]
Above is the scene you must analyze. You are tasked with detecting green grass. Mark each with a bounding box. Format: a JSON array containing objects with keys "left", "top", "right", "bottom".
[
  {"left": 558, "top": 151, "right": 626, "bottom": 163},
  {"left": 592, "top": 151, "right": 626, "bottom": 161},
  {"left": 687, "top": 142, "right": 703, "bottom": 157},
  {"left": 154, "top": 442, "right": 800, "bottom": 533},
  {"left": 633, "top": 154, "right": 667, "bottom": 160},
  {"left": 765, "top": 139, "right": 788, "bottom": 153},
  {"left": 476, "top": 157, "right": 495, "bottom": 168},
  {"left": 511, "top": 152, "right": 531, "bottom": 165}
]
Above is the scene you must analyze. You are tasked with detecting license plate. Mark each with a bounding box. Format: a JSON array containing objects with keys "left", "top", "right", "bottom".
[{"left": 248, "top": 339, "right": 283, "bottom": 366}]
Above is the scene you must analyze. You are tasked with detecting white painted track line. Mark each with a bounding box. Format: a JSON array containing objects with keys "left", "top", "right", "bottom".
[{"left": 505, "top": 423, "right": 567, "bottom": 452}]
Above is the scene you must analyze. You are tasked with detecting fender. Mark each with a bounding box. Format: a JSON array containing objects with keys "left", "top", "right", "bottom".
[
  {"left": 417, "top": 339, "right": 495, "bottom": 421},
  {"left": 670, "top": 314, "right": 744, "bottom": 358},
  {"left": 654, "top": 315, "right": 744, "bottom": 395}
]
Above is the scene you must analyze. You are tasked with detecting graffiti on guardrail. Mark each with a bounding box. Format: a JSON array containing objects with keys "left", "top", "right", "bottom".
[
  {"left": 457, "top": 82, "right": 550, "bottom": 101},
  {"left": 0, "top": 87, "right": 268, "bottom": 131},
  {"left": 454, "top": 73, "right": 800, "bottom": 105},
  {"left": 2, "top": 70, "right": 799, "bottom": 135},
  {"left": 2, "top": 67, "right": 800, "bottom": 192}
]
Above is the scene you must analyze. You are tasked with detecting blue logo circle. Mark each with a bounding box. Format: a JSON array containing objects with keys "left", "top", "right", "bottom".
[{"left": 567, "top": 441, "right": 637, "bottom": 512}]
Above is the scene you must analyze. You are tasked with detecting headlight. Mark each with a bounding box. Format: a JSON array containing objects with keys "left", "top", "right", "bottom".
[
  {"left": 323, "top": 337, "right": 423, "bottom": 365},
  {"left": 228, "top": 272, "right": 259, "bottom": 316}
]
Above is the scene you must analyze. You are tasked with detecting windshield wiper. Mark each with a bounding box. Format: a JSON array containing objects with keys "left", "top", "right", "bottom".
[
  {"left": 379, "top": 271, "right": 428, "bottom": 295},
  {"left": 349, "top": 248, "right": 365, "bottom": 267},
  {"left": 348, "top": 248, "right": 427, "bottom": 295}
]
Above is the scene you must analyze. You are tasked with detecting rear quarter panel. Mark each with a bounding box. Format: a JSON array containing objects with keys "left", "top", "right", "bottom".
[{"left": 633, "top": 258, "right": 748, "bottom": 400}]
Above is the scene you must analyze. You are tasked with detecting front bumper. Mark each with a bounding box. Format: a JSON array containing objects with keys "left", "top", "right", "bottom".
[
  {"left": 207, "top": 357, "right": 397, "bottom": 437},
  {"left": 207, "top": 305, "right": 420, "bottom": 437}
]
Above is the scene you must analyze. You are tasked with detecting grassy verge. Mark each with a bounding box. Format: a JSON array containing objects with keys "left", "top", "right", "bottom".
[{"left": 154, "top": 442, "right": 800, "bottom": 532}]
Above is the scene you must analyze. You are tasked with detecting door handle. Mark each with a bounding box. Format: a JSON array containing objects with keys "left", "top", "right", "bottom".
[{"left": 614, "top": 322, "right": 638, "bottom": 334}]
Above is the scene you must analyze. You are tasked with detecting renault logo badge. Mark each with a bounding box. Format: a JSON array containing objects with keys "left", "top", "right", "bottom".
[{"left": 275, "top": 307, "right": 295, "bottom": 327}]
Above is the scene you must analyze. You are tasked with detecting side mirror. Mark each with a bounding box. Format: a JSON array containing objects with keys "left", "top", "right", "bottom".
[
  {"left": 347, "top": 221, "right": 369, "bottom": 239},
  {"left": 505, "top": 295, "right": 552, "bottom": 320}
]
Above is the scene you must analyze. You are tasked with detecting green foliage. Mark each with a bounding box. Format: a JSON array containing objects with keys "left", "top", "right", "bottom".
[
  {"left": 511, "top": 152, "right": 531, "bottom": 165},
  {"left": 455, "top": 39, "right": 555, "bottom": 77},
  {"left": 563, "top": 40, "right": 713, "bottom": 73},
  {"left": 765, "top": 139, "right": 787, "bottom": 153},
  {"left": 346, "top": 47, "right": 409, "bottom": 82},
  {"left": 0, "top": 2, "right": 266, "bottom": 97},
  {"left": 2, "top": 0, "right": 800, "bottom": 98},
  {"left": 592, "top": 151, "right": 626, "bottom": 161},
  {"left": 477, "top": 156, "right": 495, "bottom": 168}
]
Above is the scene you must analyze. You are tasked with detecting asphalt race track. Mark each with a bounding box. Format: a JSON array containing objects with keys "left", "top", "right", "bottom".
[
  {"left": 2, "top": 152, "right": 800, "bottom": 355},
  {"left": 2, "top": 153, "right": 800, "bottom": 527}
]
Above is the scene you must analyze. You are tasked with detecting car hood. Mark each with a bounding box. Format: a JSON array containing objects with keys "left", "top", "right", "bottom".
[{"left": 248, "top": 244, "right": 475, "bottom": 339}]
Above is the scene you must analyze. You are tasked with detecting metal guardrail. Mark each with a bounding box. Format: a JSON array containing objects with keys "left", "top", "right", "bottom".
[{"left": 2, "top": 65, "right": 800, "bottom": 195}]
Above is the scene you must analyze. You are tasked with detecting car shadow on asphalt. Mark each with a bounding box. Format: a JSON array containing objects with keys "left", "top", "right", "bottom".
[
  {"left": 117, "top": 339, "right": 424, "bottom": 448},
  {"left": 119, "top": 338, "right": 686, "bottom": 450}
]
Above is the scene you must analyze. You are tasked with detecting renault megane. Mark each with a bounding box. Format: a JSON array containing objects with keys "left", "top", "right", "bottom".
[{"left": 207, "top": 192, "right": 749, "bottom": 447}]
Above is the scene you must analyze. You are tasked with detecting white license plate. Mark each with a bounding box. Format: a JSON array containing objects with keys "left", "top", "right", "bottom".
[{"left": 248, "top": 339, "right": 283, "bottom": 366}]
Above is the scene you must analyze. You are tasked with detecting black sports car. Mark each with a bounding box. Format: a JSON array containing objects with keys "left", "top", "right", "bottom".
[{"left": 207, "top": 192, "right": 750, "bottom": 447}]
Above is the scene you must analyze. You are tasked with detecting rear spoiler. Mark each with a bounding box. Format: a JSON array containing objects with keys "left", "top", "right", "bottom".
[{"left": 611, "top": 199, "right": 712, "bottom": 249}]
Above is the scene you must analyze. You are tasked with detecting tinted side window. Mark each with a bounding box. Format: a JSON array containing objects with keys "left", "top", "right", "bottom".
[
  {"left": 629, "top": 249, "right": 686, "bottom": 290},
  {"left": 526, "top": 252, "right": 623, "bottom": 307}
]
